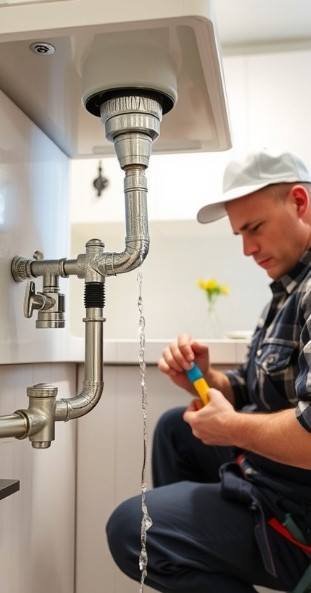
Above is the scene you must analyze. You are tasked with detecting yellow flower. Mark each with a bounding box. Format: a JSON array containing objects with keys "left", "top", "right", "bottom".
[
  {"left": 197, "top": 277, "right": 230, "bottom": 305},
  {"left": 204, "top": 279, "right": 218, "bottom": 290}
]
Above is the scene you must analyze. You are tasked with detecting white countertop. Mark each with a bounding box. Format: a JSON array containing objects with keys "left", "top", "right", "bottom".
[
  {"left": 102, "top": 338, "right": 249, "bottom": 365},
  {"left": 0, "top": 336, "right": 249, "bottom": 365}
]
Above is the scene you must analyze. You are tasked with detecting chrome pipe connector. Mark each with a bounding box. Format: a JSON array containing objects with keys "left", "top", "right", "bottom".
[
  {"left": 24, "top": 383, "right": 58, "bottom": 449},
  {"left": 11, "top": 255, "right": 68, "bottom": 282},
  {"left": 76, "top": 238, "right": 105, "bottom": 282},
  {"left": 4, "top": 383, "right": 59, "bottom": 449},
  {"left": 100, "top": 93, "right": 162, "bottom": 170},
  {"left": 11, "top": 256, "right": 33, "bottom": 282},
  {"left": 95, "top": 167, "right": 149, "bottom": 276}
]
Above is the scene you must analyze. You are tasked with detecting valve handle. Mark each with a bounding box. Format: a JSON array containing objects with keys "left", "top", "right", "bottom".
[{"left": 24, "top": 281, "right": 46, "bottom": 318}]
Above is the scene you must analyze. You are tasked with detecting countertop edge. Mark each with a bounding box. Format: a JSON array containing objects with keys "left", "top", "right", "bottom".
[{"left": 0, "top": 337, "right": 249, "bottom": 365}]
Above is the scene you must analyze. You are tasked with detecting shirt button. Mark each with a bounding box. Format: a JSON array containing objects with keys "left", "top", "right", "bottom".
[{"left": 267, "top": 354, "right": 276, "bottom": 364}]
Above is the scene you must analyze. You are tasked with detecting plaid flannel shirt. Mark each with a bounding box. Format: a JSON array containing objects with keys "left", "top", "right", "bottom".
[{"left": 227, "top": 249, "right": 311, "bottom": 433}]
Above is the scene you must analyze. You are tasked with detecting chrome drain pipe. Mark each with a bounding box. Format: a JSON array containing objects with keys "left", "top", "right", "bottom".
[
  {"left": 6, "top": 90, "right": 170, "bottom": 448},
  {"left": 0, "top": 413, "right": 28, "bottom": 439},
  {"left": 0, "top": 284, "right": 104, "bottom": 447},
  {"left": 56, "top": 306, "right": 104, "bottom": 422}
]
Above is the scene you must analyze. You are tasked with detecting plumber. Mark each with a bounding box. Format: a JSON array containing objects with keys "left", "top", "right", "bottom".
[{"left": 107, "top": 151, "right": 311, "bottom": 593}]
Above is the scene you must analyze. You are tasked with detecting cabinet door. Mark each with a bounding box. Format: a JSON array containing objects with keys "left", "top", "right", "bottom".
[
  {"left": 76, "top": 364, "right": 189, "bottom": 593},
  {"left": 76, "top": 363, "right": 237, "bottom": 593}
]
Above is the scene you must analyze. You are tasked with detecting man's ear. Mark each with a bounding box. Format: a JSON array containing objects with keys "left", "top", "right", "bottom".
[{"left": 289, "top": 184, "right": 310, "bottom": 218}]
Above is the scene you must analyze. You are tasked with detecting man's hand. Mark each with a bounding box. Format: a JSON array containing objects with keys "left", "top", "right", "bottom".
[
  {"left": 183, "top": 387, "right": 237, "bottom": 446},
  {"left": 184, "top": 396, "right": 311, "bottom": 469},
  {"left": 158, "top": 334, "right": 210, "bottom": 396}
]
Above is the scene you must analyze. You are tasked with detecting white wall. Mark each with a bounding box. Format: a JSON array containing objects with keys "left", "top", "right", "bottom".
[
  {"left": 0, "top": 91, "right": 76, "bottom": 593},
  {"left": 70, "top": 48, "right": 311, "bottom": 340},
  {"left": 1, "top": 89, "right": 72, "bottom": 361},
  {"left": 70, "top": 219, "right": 270, "bottom": 340}
]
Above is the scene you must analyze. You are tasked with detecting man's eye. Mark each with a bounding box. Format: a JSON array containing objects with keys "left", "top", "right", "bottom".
[{"left": 250, "top": 223, "right": 262, "bottom": 232}]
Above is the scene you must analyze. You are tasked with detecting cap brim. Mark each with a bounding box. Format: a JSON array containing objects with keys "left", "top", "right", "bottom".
[
  {"left": 196, "top": 179, "right": 301, "bottom": 224},
  {"left": 197, "top": 202, "right": 227, "bottom": 223}
]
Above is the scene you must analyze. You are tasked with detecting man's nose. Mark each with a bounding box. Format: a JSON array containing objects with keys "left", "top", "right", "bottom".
[{"left": 242, "top": 235, "right": 259, "bottom": 256}]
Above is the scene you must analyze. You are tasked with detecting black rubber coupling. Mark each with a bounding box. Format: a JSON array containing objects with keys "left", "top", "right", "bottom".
[{"left": 84, "top": 282, "right": 105, "bottom": 308}]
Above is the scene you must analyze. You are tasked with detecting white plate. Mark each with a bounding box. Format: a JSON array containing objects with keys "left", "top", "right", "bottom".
[{"left": 226, "top": 330, "right": 253, "bottom": 340}]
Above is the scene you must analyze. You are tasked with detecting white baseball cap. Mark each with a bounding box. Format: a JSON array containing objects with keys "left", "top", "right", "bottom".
[{"left": 197, "top": 151, "right": 311, "bottom": 224}]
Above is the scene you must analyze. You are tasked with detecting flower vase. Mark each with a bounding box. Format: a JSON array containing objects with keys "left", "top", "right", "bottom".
[{"left": 206, "top": 304, "right": 223, "bottom": 339}]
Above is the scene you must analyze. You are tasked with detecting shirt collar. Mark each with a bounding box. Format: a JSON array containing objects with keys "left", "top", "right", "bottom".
[{"left": 270, "top": 248, "right": 311, "bottom": 296}]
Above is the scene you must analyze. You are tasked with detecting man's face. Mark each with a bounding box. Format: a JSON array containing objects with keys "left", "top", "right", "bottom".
[{"left": 226, "top": 185, "right": 309, "bottom": 280}]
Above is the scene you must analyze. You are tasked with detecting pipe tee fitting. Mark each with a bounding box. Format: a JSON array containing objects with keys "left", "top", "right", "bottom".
[{"left": 24, "top": 383, "right": 58, "bottom": 449}]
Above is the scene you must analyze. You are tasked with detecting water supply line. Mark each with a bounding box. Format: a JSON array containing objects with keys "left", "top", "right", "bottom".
[{"left": 2, "top": 87, "right": 175, "bottom": 448}]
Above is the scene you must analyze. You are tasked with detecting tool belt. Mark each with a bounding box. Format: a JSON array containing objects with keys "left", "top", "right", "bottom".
[
  {"left": 268, "top": 516, "right": 311, "bottom": 593},
  {"left": 220, "top": 454, "right": 311, "bottom": 593}
]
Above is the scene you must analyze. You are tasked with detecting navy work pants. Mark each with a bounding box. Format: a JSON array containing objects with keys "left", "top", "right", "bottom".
[{"left": 106, "top": 407, "right": 308, "bottom": 592}]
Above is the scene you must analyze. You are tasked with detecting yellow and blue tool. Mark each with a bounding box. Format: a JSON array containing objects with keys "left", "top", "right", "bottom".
[{"left": 186, "top": 363, "right": 210, "bottom": 406}]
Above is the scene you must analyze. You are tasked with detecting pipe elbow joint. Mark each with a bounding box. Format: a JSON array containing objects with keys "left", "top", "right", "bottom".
[
  {"left": 121, "top": 238, "right": 150, "bottom": 272},
  {"left": 56, "top": 381, "right": 104, "bottom": 422},
  {"left": 97, "top": 238, "right": 149, "bottom": 276}
]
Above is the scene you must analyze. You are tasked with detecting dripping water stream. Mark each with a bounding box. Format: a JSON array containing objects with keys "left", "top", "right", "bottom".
[{"left": 137, "top": 268, "right": 153, "bottom": 593}]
